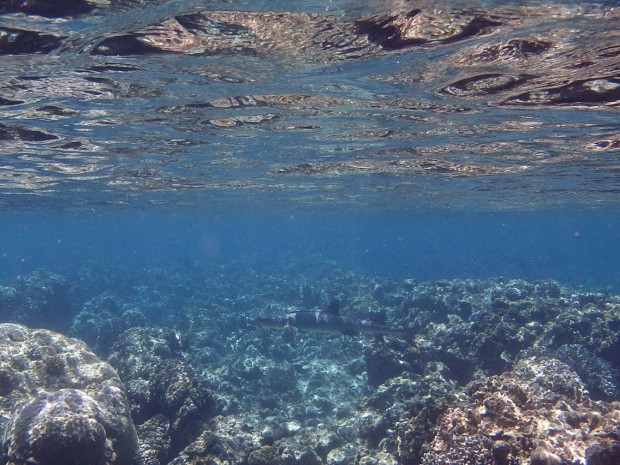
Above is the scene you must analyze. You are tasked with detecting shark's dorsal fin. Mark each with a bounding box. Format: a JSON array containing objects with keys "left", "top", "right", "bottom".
[
  {"left": 370, "top": 311, "right": 387, "bottom": 325},
  {"left": 326, "top": 299, "right": 340, "bottom": 316}
]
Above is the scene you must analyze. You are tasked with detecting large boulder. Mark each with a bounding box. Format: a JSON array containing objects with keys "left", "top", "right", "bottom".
[{"left": 0, "top": 323, "right": 138, "bottom": 465}]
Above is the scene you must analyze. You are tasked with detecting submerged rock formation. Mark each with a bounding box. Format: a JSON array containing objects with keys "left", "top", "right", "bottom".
[
  {"left": 0, "top": 323, "right": 138, "bottom": 465},
  {"left": 422, "top": 357, "right": 620, "bottom": 465},
  {"left": 2, "top": 262, "right": 620, "bottom": 465},
  {"left": 107, "top": 327, "right": 218, "bottom": 465},
  {"left": 1, "top": 270, "right": 72, "bottom": 332}
]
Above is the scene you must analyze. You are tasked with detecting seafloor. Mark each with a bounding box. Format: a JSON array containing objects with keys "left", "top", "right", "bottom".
[{"left": 0, "top": 259, "right": 619, "bottom": 465}]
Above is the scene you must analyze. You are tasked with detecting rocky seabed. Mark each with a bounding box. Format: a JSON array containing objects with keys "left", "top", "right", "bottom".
[{"left": 0, "top": 262, "right": 619, "bottom": 465}]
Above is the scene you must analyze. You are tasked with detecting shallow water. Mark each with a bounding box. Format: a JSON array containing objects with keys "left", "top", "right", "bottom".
[
  {"left": 1, "top": 0, "right": 620, "bottom": 287},
  {"left": 1, "top": 207, "right": 619, "bottom": 292},
  {"left": 2, "top": 4, "right": 620, "bottom": 464}
]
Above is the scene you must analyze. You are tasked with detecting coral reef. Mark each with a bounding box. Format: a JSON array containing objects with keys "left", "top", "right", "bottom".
[
  {"left": 0, "top": 323, "right": 138, "bottom": 465},
  {"left": 2, "top": 261, "right": 620, "bottom": 464},
  {"left": 359, "top": 367, "right": 457, "bottom": 465},
  {"left": 422, "top": 357, "right": 620, "bottom": 465},
  {"left": 107, "top": 327, "right": 217, "bottom": 464},
  {"left": 2, "top": 270, "right": 72, "bottom": 332},
  {"left": 71, "top": 292, "right": 147, "bottom": 356}
]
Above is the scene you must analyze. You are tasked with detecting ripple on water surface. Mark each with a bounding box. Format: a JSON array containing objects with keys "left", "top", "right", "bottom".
[{"left": 0, "top": 1, "right": 619, "bottom": 210}]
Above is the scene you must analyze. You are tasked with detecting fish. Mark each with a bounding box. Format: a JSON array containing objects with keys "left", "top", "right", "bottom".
[{"left": 255, "top": 300, "right": 414, "bottom": 339}]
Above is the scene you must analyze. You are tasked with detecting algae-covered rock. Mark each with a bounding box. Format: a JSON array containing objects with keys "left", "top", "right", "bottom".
[
  {"left": 136, "top": 414, "right": 171, "bottom": 465},
  {"left": 0, "top": 323, "right": 138, "bottom": 465},
  {"left": 248, "top": 445, "right": 283, "bottom": 465},
  {"left": 422, "top": 357, "right": 620, "bottom": 465},
  {"left": 168, "top": 430, "right": 234, "bottom": 465},
  {"left": 108, "top": 327, "right": 217, "bottom": 462}
]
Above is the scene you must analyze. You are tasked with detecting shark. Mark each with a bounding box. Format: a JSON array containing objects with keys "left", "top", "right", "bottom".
[{"left": 255, "top": 300, "right": 414, "bottom": 339}]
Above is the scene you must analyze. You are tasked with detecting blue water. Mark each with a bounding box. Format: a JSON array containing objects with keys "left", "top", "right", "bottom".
[
  {"left": 1, "top": 0, "right": 620, "bottom": 287},
  {"left": 1, "top": 206, "right": 618, "bottom": 291}
]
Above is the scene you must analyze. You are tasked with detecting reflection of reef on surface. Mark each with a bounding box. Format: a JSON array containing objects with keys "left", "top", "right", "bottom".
[
  {"left": 1, "top": 261, "right": 620, "bottom": 464},
  {"left": 96, "top": 8, "right": 495, "bottom": 60},
  {"left": 1, "top": 4, "right": 619, "bottom": 209},
  {"left": 272, "top": 158, "right": 533, "bottom": 177},
  {"left": 0, "top": 27, "right": 63, "bottom": 55},
  {"left": 90, "top": 5, "right": 620, "bottom": 110}
]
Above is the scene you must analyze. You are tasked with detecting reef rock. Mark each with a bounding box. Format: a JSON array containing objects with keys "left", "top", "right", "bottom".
[
  {"left": 167, "top": 429, "right": 236, "bottom": 465},
  {"left": 5, "top": 270, "right": 72, "bottom": 332},
  {"left": 107, "top": 327, "right": 217, "bottom": 464},
  {"left": 422, "top": 357, "right": 620, "bottom": 465},
  {"left": 71, "top": 292, "right": 147, "bottom": 357},
  {"left": 360, "top": 364, "right": 457, "bottom": 465},
  {"left": 0, "top": 323, "right": 138, "bottom": 465}
]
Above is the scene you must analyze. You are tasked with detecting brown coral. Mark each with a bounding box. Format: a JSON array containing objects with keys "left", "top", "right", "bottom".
[{"left": 422, "top": 357, "right": 620, "bottom": 465}]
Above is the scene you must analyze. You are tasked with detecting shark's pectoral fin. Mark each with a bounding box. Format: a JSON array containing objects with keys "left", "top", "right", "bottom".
[
  {"left": 327, "top": 299, "right": 340, "bottom": 315},
  {"left": 341, "top": 329, "right": 359, "bottom": 337},
  {"left": 282, "top": 325, "right": 299, "bottom": 342},
  {"left": 283, "top": 324, "right": 299, "bottom": 338}
]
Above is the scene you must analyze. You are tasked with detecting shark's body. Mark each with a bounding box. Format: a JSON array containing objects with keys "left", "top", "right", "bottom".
[{"left": 255, "top": 301, "right": 412, "bottom": 338}]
